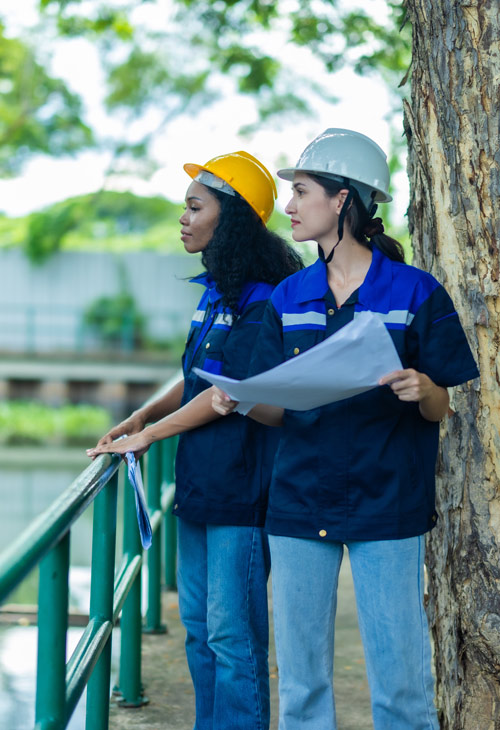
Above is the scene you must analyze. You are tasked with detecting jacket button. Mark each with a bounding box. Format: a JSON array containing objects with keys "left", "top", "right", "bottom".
[
  {"left": 293, "top": 347, "right": 300, "bottom": 355},
  {"left": 319, "top": 529, "right": 327, "bottom": 537},
  {"left": 174, "top": 504, "right": 178, "bottom": 510},
  {"left": 328, "top": 308, "right": 335, "bottom": 315},
  {"left": 432, "top": 514, "right": 437, "bottom": 522},
  {"left": 205, "top": 342, "right": 210, "bottom": 349}
]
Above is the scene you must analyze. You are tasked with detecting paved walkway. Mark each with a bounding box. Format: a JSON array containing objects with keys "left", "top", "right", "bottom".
[{"left": 109, "top": 555, "right": 372, "bottom": 730}]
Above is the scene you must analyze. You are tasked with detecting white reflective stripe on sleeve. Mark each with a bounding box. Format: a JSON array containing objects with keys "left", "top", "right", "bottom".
[
  {"left": 192, "top": 309, "right": 206, "bottom": 323},
  {"left": 282, "top": 311, "right": 327, "bottom": 327}
]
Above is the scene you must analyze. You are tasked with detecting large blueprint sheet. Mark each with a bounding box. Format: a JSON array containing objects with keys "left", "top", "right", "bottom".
[{"left": 194, "top": 311, "right": 402, "bottom": 414}]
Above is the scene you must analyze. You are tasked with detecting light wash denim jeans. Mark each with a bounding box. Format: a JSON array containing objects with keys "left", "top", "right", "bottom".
[
  {"left": 177, "top": 518, "right": 271, "bottom": 730},
  {"left": 269, "top": 534, "right": 439, "bottom": 730}
]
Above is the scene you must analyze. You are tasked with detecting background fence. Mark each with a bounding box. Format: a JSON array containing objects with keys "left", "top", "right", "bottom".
[{"left": 0, "top": 250, "right": 201, "bottom": 353}]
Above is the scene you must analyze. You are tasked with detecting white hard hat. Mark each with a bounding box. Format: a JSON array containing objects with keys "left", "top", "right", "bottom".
[{"left": 278, "top": 128, "right": 392, "bottom": 213}]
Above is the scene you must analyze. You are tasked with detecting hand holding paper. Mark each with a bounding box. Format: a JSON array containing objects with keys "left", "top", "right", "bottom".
[{"left": 195, "top": 311, "right": 402, "bottom": 413}]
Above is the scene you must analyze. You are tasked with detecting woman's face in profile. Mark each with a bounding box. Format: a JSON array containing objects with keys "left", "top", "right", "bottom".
[
  {"left": 179, "top": 181, "right": 221, "bottom": 254},
  {"left": 285, "top": 173, "right": 341, "bottom": 245}
]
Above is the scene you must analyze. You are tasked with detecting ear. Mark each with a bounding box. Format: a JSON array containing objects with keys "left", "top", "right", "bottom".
[{"left": 336, "top": 188, "right": 350, "bottom": 212}]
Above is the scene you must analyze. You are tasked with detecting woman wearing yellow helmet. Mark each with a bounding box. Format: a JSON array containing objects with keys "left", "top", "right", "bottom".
[{"left": 88, "top": 150, "right": 302, "bottom": 729}]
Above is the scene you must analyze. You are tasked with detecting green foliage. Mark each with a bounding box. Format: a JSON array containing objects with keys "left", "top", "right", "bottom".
[
  {"left": 1, "top": 1, "right": 412, "bottom": 247},
  {"left": 0, "top": 213, "right": 28, "bottom": 247},
  {"left": 219, "top": 47, "right": 280, "bottom": 92},
  {"left": 33, "top": 0, "right": 410, "bottom": 175},
  {"left": 72, "top": 190, "right": 179, "bottom": 231},
  {"left": 341, "top": 3, "right": 410, "bottom": 78},
  {"left": 172, "top": 0, "right": 410, "bottom": 85},
  {"left": 25, "top": 205, "right": 82, "bottom": 262},
  {"left": 1, "top": 188, "right": 409, "bottom": 263},
  {"left": 56, "top": 11, "right": 133, "bottom": 39},
  {"left": 13, "top": 190, "right": 183, "bottom": 261},
  {"left": 62, "top": 218, "right": 185, "bottom": 254},
  {"left": 0, "top": 0, "right": 412, "bottom": 207},
  {"left": 83, "top": 256, "right": 147, "bottom": 348},
  {"left": 0, "top": 22, "right": 93, "bottom": 176},
  {"left": 106, "top": 48, "right": 211, "bottom": 113},
  {"left": 0, "top": 400, "right": 111, "bottom": 445},
  {"left": 84, "top": 291, "right": 146, "bottom": 349}
]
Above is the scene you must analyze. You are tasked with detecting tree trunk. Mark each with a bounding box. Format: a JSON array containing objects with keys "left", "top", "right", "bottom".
[{"left": 404, "top": 0, "right": 500, "bottom": 727}]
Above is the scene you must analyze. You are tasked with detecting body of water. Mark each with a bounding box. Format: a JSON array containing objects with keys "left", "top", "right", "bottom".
[{"left": 0, "top": 449, "right": 120, "bottom": 729}]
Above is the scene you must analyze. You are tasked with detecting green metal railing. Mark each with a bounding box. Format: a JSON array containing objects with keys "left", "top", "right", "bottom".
[{"left": 0, "top": 387, "right": 179, "bottom": 730}]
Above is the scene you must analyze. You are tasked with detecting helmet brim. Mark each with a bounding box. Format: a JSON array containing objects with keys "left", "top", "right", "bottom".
[
  {"left": 184, "top": 163, "right": 206, "bottom": 180},
  {"left": 277, "top": 167, "right": 392, "bottom": 203}
]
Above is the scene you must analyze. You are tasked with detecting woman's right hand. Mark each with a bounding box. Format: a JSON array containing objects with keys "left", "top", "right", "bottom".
[
  {"left": 211, "top": 386, "right": 238, "bottom": 416},
  {"left": 90, "top": 412, "right": 146, "bottom": 456}
]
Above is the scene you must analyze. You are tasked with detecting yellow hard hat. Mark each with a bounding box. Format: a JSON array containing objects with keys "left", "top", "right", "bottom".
[{"left": 184, "top": 150, "right": 277, "bottom": 223}]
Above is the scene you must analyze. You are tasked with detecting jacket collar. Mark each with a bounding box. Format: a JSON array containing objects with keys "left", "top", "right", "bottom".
[
  {"left": 189, "top": 271, "right": 223, "bottom": 303},
  {"left": 293, "top": 258, "right": 329, "bottom": 303},
  {"left": 294, "top": 247, "right": 392, "bottom": 314},
  {"left": 358, "top": 247, "right": 392, "bottom": 313}
]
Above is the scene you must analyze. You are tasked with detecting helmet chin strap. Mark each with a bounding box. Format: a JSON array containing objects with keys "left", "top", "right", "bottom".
[{"left": 318, "top": 189, "right": 354, "bottom": 265}]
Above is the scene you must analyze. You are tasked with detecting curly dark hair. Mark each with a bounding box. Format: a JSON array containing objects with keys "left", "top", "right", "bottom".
[{"left": 200, "top": 186, "right": 304, "bottom": 314}]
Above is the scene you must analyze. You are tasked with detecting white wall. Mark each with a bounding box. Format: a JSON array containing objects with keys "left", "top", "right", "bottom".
[{"left": 0, "top": 250, "right": 202, "bottom": 352}]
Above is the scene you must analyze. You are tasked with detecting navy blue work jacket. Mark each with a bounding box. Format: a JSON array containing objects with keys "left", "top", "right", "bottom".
[
  {"left": 249, "top": 248, "right": 479, "bottom": 542},
  {"left": 173, "top": 273, "right": 280, "bottom": 526}
]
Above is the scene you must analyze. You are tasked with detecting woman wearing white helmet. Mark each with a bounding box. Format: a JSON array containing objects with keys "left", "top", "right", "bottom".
[
  {"left": 88, "top": 150, "right": 303, "bottom": 730},
  {"left": 213, "top": 130, "right": 479, "bottom": 729}
]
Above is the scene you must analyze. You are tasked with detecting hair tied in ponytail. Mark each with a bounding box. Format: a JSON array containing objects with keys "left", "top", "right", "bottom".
[{"left": 363, "top": 217, "right": 385, "bottom": 238}]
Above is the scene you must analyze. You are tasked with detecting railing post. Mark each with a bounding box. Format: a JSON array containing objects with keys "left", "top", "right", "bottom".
[
  {"left": 162, "top": 438, "right": 177, "bottom": 590},
  {"left": 117, "top": 463, "right": 148, "bottom": 707},
  {"left": 36, "top": 531, "right": 70, "bottom": 728},
  {"left": 85, "top": 473, "right": 118, "bottom": 730},
  {"left": 144, "top": 442, "right": 167, "bottom": 634}
]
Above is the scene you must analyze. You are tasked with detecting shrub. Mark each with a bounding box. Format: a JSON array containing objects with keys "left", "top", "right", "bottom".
[{"left": 0, "top": 401, "right": 111, "bottom": 446}]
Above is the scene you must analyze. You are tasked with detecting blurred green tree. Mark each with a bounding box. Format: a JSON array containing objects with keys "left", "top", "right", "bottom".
[
  {"left": 1, "top": 1, "right": 411, "bottom": 258},
  {"left": 35, "top": 0, "right": 410, "bottom": 181},
  {"left": 0, "top": 22, "right": 93, "bottom": 176}
]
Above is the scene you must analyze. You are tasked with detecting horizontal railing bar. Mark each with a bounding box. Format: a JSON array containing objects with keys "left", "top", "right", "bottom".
[
  {"left": 0, "top": 454, "right": 120, "bottom": 604},
  {"left": 113, "top": 554, "right": 143, "bottom": 624},
  {"left": 65, "top": 616, "right": 113, "bottom": 721}
]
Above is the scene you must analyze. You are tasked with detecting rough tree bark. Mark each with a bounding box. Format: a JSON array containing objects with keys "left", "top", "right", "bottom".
[{"left": 404, "top": 0, "right": 500, "bottom": 727}]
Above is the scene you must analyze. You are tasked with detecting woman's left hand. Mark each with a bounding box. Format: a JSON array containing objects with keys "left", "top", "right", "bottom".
[
  {"left": 379, "top": 369, "right": 434, "bottom": 402},
  {"left": 212, "top": 386, "right": 239, "bottom": 416},
  {"left": 379, "top": 368, "right": 449, "bottom": 421},
  {"left": 86, "top": 430, "right": 151, "bottom": 460}
]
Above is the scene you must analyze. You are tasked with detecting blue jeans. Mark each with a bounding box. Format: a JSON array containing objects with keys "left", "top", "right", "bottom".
[
  {"left": 269, "top": 534, "right": 439, "bottom": 730},
  {"left": 177, "top": 518, "right": 271, "bottom": 730}
]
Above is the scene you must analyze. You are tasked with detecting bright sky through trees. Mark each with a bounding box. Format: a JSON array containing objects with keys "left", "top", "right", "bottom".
[{"left": 0, "top": 0, "right": 409, "bottom": 220}]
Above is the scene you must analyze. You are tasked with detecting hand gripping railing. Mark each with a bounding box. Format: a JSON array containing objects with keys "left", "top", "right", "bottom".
[{"left": 0, "top": 415, "right": 178, "bottom": 729}]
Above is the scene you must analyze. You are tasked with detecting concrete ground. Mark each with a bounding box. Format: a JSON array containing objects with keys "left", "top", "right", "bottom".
[{"left": 109, "top": 554, "right": 372, "bottom": 730}]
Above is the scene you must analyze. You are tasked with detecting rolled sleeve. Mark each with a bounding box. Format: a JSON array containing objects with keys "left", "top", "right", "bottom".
[{"left": 407, "top": 285, "right": 479, "bottom": 387}]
